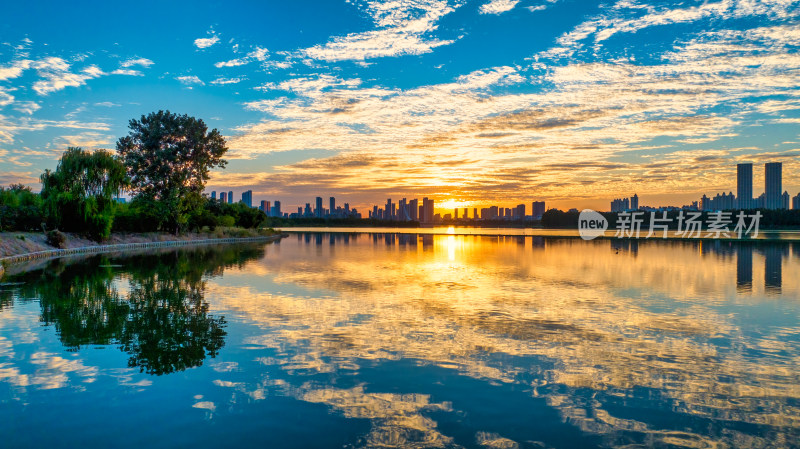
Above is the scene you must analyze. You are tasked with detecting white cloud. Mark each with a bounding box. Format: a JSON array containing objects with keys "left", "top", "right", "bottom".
[
  {"left": 299, "top": 0, "right": 462, "bottom": 61},
  {"left": 175, "top": 75, "right": 204, "bottom": 86},
  {"left": 31, "top": 58, "right": 106, "bottom": 95},
  {"left": 479, "top": 0, "right": 520, "bottom": 15},
  {"left": 120, "top": 57, "right": 154, "bottom": 68},
  {"left": 94, "top": 101, "right": 120, "bottom": 107},
  {"left": 0, "top": 59, "right": 32, "bottom": 81},
  {"left": 13, "top": 101, "right": 40, "bottom": 115},
  {"left": 210, "top": 77, "right": 244, "bottom": 85},
  {"left": 111, "top": 69, "right": 143, "bottom": 76},
  {"left": 194, "top": 35, "right": 220, "bottom": 49},
  {"left": 214, "top": 46, "right": 268, "bottom": 68}
]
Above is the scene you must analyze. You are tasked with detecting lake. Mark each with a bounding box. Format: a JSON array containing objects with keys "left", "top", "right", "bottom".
[{"left": 1, "top": 232, "right": 799, "bottom": 448}]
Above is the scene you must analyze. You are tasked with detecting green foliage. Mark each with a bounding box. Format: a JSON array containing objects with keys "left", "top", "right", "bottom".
[
  {"left": 0, "top": 184, "right": 44, "bottom": 232},
  {"left": 46, "top": 230, "right": 67, "bottom": 248},
  {"left": 40, "top": 147, "right": 128, "bottom": 241},
  {"left": 217, "top": 215, "right": 236, "bottom": 228},
  {"left": 116, "top": 110, "right": 228, "bottom": 234}
]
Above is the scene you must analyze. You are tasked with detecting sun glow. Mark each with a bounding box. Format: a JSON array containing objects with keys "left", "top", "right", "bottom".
[{"left": 437, "top": 199, "right": 470, "bottom": 211}]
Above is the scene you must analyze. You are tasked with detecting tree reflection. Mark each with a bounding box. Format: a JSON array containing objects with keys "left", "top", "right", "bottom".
[{"left": 12, "top": 244, "right": 266, "bottom": 375}]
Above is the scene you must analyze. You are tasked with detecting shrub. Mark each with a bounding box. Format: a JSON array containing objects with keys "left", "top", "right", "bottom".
[{"left": 46, "top": 230, "right": 67, "bottom": 249}]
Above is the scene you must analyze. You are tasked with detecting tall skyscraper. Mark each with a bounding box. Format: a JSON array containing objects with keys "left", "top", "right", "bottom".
[
  {"left": 421, "top": 198, "right": 434, "bottom": 223},
  {"left": 765, "top": 162, "right": 782, "bottom": 210},
  {"left": 409, "top": 199, "right": 418, "bottom": 221},
  {"left": 260, "top": 200, "right": 270, "bottom": 214},
  {"left": 630, "top": 194, "right": 638, "bottom": 211},
  {"left": 737, "top": 163, "right": 753, "bottom": 209},
  {"left": 210, "top": 191, "right": 216, "bottom": 200},
  {"left": 271, "top": 201, "right": 281, "bottom": 217},
  {"left": 241, "top": 190, "right": 253, "bottom": 208},
  {"left": 329, "top": 197, "right": 335, "bottom": 216},
  {"left": 532, "top": 201, "right": 546, "bottom": 219},
  {"left": 228, "top": 191, "right": 233, "bottom": 204},
  {"left": 220, "top": 191, "right": 227, "bottom": 203},
  {"left": 315, "top": 197, "right": 323, "bottom": 217}
]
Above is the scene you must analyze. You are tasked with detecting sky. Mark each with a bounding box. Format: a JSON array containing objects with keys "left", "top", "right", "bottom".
[{"left": 1, "top": 0, "right": 799, "bottom": 213}]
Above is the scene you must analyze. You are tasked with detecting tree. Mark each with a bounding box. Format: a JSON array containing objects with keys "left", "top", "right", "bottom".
[
  {"left": 116, "top": 110, "right": 228, "bottom": 234},
  {"left": 40, "top": 147, "right": 128, "bottom": 240}
]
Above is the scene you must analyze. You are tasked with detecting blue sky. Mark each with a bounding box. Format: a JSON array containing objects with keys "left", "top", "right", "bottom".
[{"left": 1, "top": 0, "right": 799, "bottom": 211}]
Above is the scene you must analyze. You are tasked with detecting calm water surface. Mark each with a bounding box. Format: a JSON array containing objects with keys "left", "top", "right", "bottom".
[{"left": 1, "top": 233, "right": 799, "bottom": 448}]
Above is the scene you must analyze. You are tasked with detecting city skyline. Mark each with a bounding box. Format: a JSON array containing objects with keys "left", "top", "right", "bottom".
[{"left": 1, "top": 1, "right": 799, "bottom": 212}]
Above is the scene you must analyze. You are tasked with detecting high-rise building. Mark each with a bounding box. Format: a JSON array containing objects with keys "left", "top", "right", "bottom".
[
  {"left": 329, "top": 197, "right": 335, "bottom": 216},
  {"left": 737, "top": 163, "right": 753, "bottom": 209},
  {"left": 220, "top": 191, "right": 227, "bottom": 203},
  {"left": 463, "top": 208, "right": 468, "bottom": 219},
  {"left": 782, "top": 191, "right": 790, "bottom": 210},
  {"left": 454, "top": 208, "right": 459, "bottom": 219},
  {"left": 315, "top": 197, "right": 323, "bottom": 217},
  {"left": 630, "top": 194, "right": 639, "bottom": 211},
  {"left": 241, "top": 190, "right": 253, "bottom": 208},
  {"left": 385, "top": 199, "right": 394, "bottom": 220},
  {"left": 271, "top": 201, "right": 281, "bottom": 217},
  {"left": 228, "top": 191, "right": 233, "bottom": 204},
  {"left": 515, "top": 204, "right": 525, "bottom": 220},
  {"left": 765, "top": 162, "right": 782, "bottom": 210},
  {"left": 211, "top": 191, "right": 216, "bottom": 200},
  {"left": 532, "top": 201, "right": 546, "bottom": 219},
  {"left": 421, "top": 198, "right": 434, "bottom": 223},
  {"left": 409, "top": 199, "right": 418, "bottom": 221},
  {"left": 473, "top": 208, "right": 478, "bottom": 220},
  {"left": 260, "top": 200, "right": 270, "bottom": 214},
  {"left": 793, "top": 193, "right": 800, "bottom": 210}
]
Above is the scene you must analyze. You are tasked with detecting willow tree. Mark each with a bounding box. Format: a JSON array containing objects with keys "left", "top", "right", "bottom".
[
  {"left": 40, "top": 147, "right": 128, "bottom": 240},
  {"left": 116, "top": 110, "right": 228, "bottom": 234}
]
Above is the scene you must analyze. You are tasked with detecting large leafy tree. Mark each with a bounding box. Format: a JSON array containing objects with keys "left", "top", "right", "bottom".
[
  {"left": 40, "top": 147, "right": 128, "bottom": 240},
  {"left": 116, "top": 110, "right": 228, "bottom": 234}
]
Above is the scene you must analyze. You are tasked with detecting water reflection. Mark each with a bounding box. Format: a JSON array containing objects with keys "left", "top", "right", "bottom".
[
  {"left": 1, "top": 244, "right": 265, "bottom": 375},
  {"left": 2, "top": 235, "right": 800, "bottom": 448}
]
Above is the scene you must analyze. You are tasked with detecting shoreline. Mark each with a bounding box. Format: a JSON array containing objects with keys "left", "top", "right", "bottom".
[{"left": 0, "top": 233, "right": 285, "bottom": 278}]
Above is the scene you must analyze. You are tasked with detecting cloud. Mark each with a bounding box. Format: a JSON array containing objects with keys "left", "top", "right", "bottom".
[
  {"left": 299, "top": 0, "right": 462, "bottom": 61},
  {"left": 94, "top": 101, "right": 120, "bottom": 107},
  {"left": 0, "top": 59, "right": 32, "bottom": 81},
  {"left": 194, "top": 34, "right": 220, "bottom": 49},
  {"left": 175, "top": 75, "right": 204, "bottom": 86},
  {"left": 13, "top": 101, "right": 40, "bottom": 115},
  {"left": 31, "top": 58, "right": 106, "bottom": 95},
  {"left": 120, "top": 57, "right": 154, "bottom": 68},
  {"left": 479, "top": 0, "right": 520, "bottom": 15},
  {"left": 210, "top": 77, "right": 244, "bottom": 85},
  {"left": 214, "top": 46, "right": 268, "bottom": 68}
]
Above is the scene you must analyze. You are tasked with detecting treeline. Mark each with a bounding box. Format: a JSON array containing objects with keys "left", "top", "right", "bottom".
[
  {"left": 0, "top": 111, "right": 268, "bottom": 241},
  {"left": 541, "top": 208, "right": 800, "bottom": 229}
]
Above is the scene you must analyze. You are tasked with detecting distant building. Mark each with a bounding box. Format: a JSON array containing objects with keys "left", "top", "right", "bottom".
[
  {"left": 329, "top": 197, "right": 336, "bottom": 216},
  {"left": 315, "top": 197, "right": 323, "bottom": 217},
  {"left": 737, "top": 163, "right": 753, "bottom": 209},
  {"left": 421, "top": 198, "right": 434, "bottom": 223},
  {"left": 210, "top": 191, "right": 216, "bottom": 200},
  {"left": 765, "top": 162, "right": 782, "bottom": 210},
  {"left": 782, "top": 191, "right": 790, "bottom": 210},
  {"left": 260, "top": 200, "right": 269, "bottom": 214},
  {"left": 228, "top": 191, "right": 233, "bottom": 204},
  {"left": 220, "top": 191, "right": 228, "bottom": 203},
  {"left": 631, "top": 194, "right": 639, "bottom": 211},
  {"left": 241, "top": 190, "right": 253, "bottom": 208},
  {"left": 610, "top": 197, "right": 630, "bottom": 212},
  {"left": 793, "top": 193, "right": 800, "bottom": 210},
  {"left": 532, "top": 201, "right": 545, "bottom": 219},
  {"left": 271, "top": 201, "right": 281, "bottom": 217},
  {"left": 409, "top": 199, "right": 418, "bottom": 221}
]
